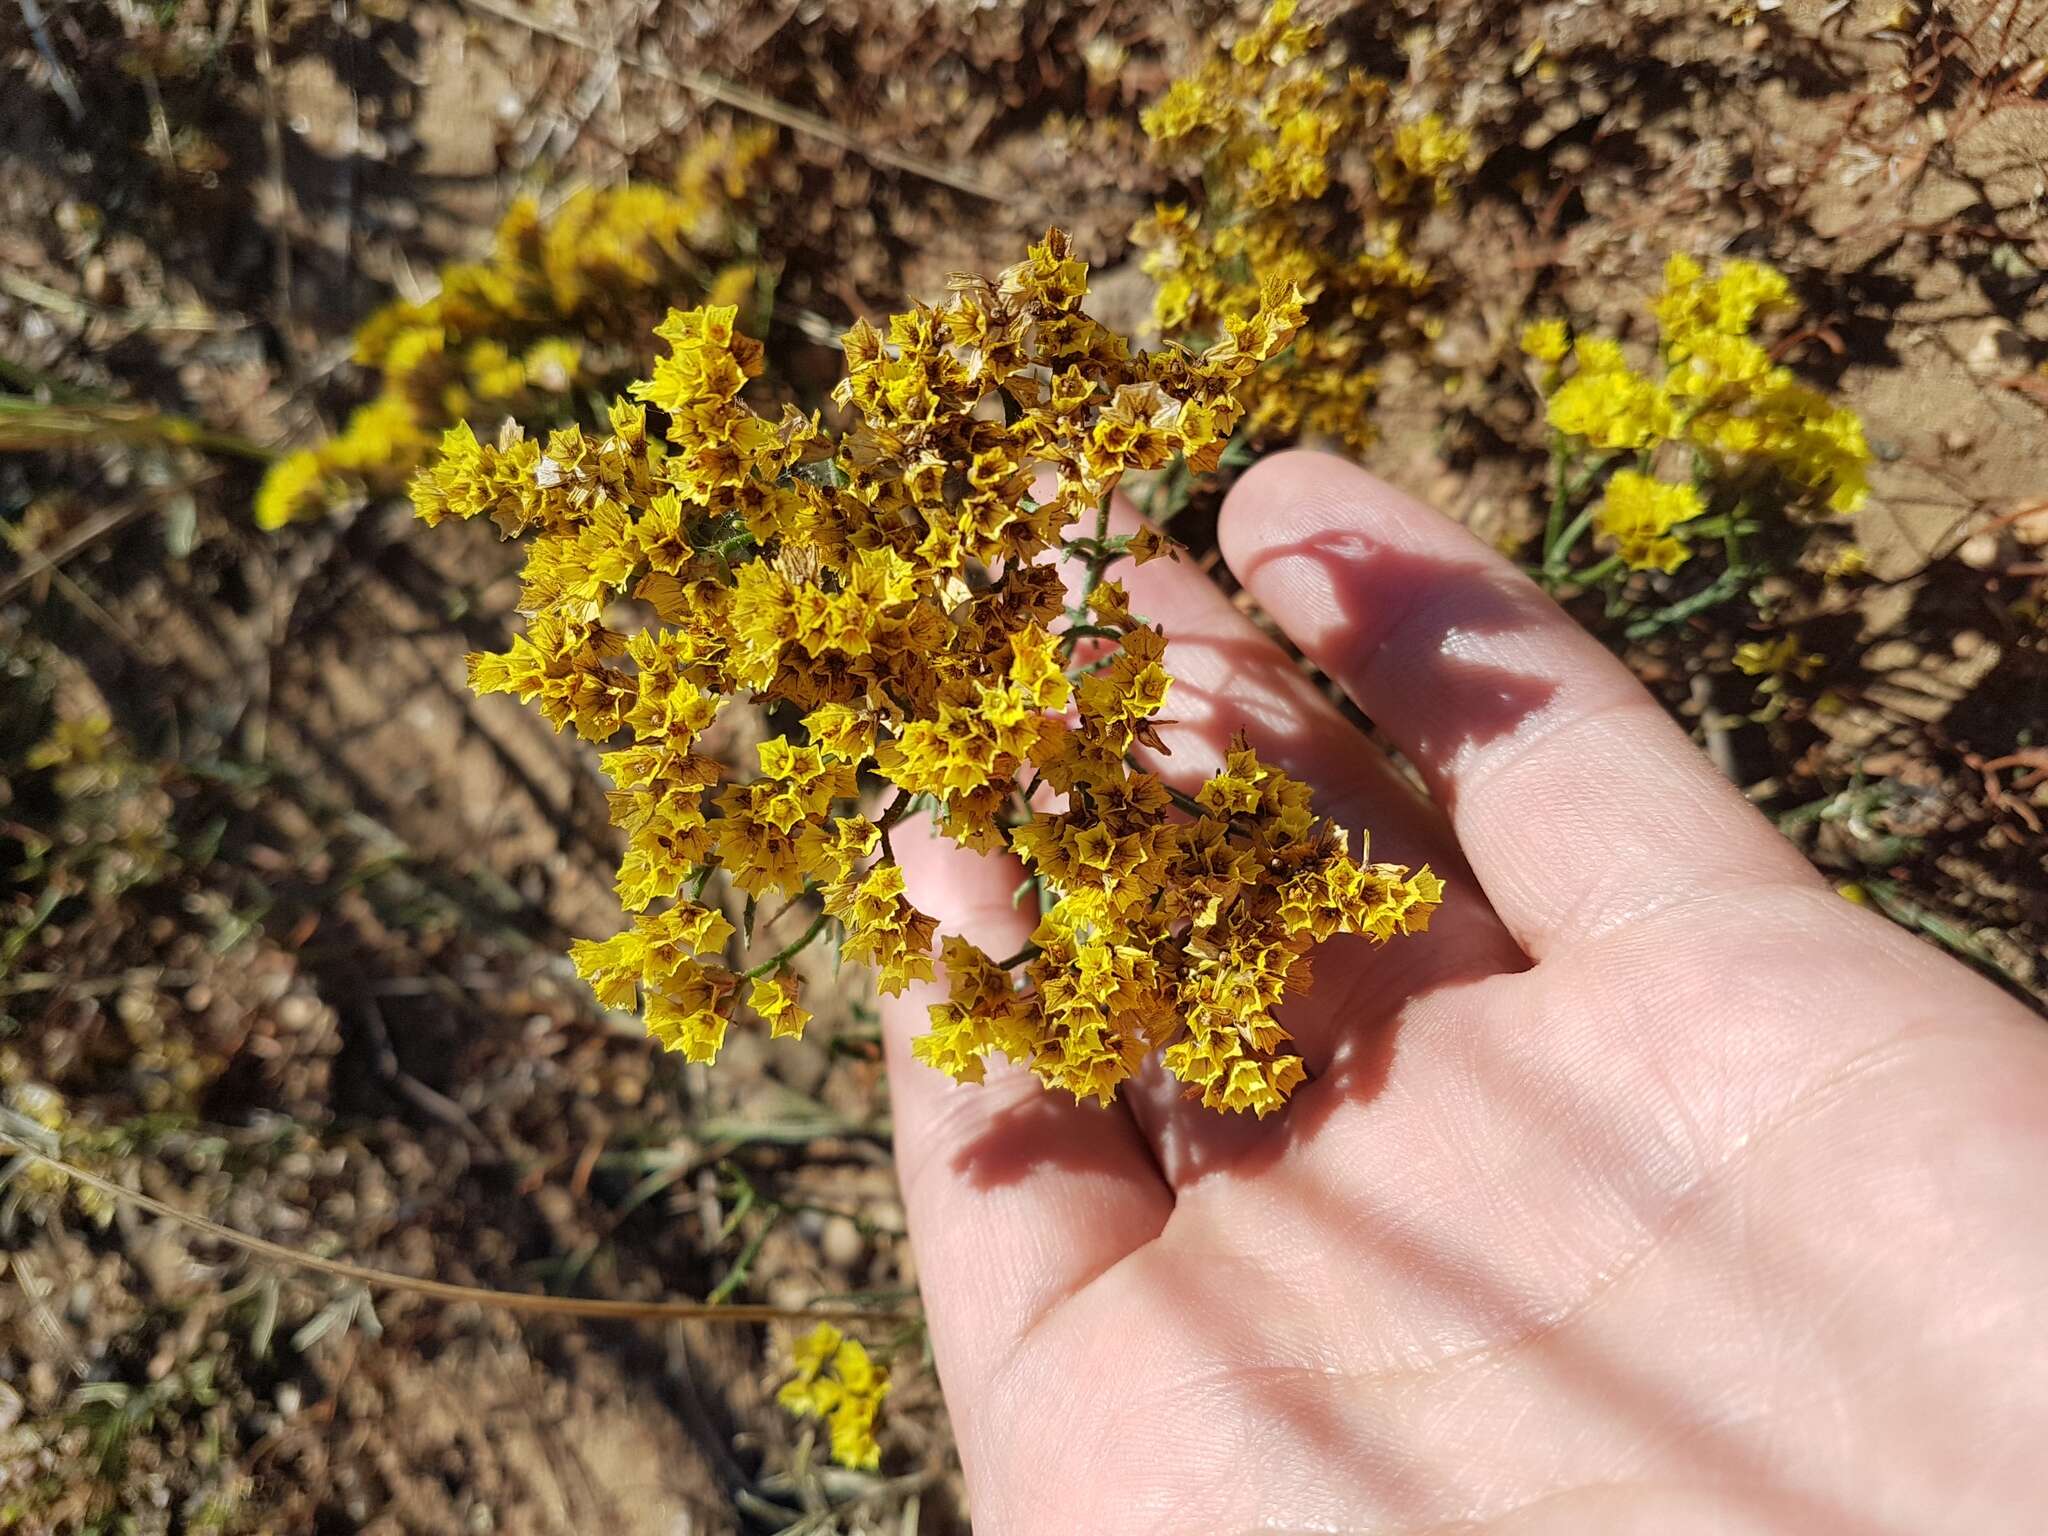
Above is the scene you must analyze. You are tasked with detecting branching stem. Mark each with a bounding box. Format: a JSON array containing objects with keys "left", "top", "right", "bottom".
[{"left": 743, "top": 909, "right": 831, "bottom": 981}]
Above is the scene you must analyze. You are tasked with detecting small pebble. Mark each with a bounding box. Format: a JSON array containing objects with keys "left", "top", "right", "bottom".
[
  {"left": 821, "top": 1215, "right": 865, "bottom": 1268},
  {"left": 1956, "top": 533, "right": 2000, "bottom": 570}
]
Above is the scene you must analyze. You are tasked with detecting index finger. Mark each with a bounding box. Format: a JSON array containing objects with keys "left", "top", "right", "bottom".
[{"left": 1219, "top": 450, "right": 1821, "bottom": 957}]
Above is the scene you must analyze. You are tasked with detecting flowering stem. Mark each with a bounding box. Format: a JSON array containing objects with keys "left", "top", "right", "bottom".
[
  {"left": 1574, "top": 552, "right": 1624, "bottom": 588},
  {"left": 1622, "top": 566, "right": 1749, "bottom": 639},
  {"left": 874, "top": 787, "right": 913, "bottom": 861},
  {"left": 1723, "top": 496, "right": 1750, "bottom": 573},
  {"left": 1543, "top": 502, "right": 1600, "bottom": 581},
  {"left": 1543, "top": 435, "right": 1571, "bottom": 560},
  {"left": 1062, "top": 490, "right": 1118, "bottom": 652},
  {"left": 1540, "top": 448, "right": 1615, "bottom": 587},
  {"left": 743, "top": 908, "right": 832, "bottom": 982},
  {"left": 995, "top": 941, "right": 1042, "bottom": 969}
]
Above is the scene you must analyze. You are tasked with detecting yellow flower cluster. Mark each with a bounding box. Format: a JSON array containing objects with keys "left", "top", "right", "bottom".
[
  {"left": 1529, "top": 254, "right": 1871, "bottom": 574},
  {"left": 1594, "top": 468, "right": 1703, "bottom": 575},
  {"left": 1, "top": 1083, "right": 117, "bottom": 1224},
  {"left": 1733, "top": 632, "right": 1823, "bottom": 693},
  {"left": 412, "top": 228, "right": 1441, "bottom": 1117},
  {"left": 23, "top": 711, "right": 177, "bottom": 898},
  {"left": 256, "top": 127, "right": 775, "bottom": 529},
  {"left": 1134, "top": 0, "right": 1470, "bottom": 454},
  {"left": 779, "top": 1324, "right": 890, "bottom": 1470}
]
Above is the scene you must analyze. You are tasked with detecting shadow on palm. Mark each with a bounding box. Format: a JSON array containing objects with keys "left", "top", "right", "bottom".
[{"left": 948, "top": 519, "right": 1553, "bottom": 1193}]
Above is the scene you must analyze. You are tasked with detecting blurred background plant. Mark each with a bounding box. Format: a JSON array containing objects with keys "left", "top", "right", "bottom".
[
  {"left": 254, "top": 123, "right": 784, "bottom": 528},
  {"left": 1135, "top": 0, "right": 1473, "bottom": 461}
]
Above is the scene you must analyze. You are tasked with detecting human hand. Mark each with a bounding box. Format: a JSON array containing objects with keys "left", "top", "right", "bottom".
[{"left": 881, "top": 450, "right": 2048, "bottom": 1535}]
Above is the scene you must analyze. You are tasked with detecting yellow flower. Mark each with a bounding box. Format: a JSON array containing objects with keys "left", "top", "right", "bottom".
[
  {"left": 747, "top": 972, "right": 811, "bottom": 1040},
  {"left": 830, "top": 862, "right": 938, "bottom": 996},
  {"left": 1519, "top": 318, "right": 1570, "bottom": 364},
  {"left": 778, "top": 1324, "right": 891, "bottom": 1471},
  {"left": 1733, "top": 634, "right": 1822, "bottom": 693},
  {"left": 1133, "top": 3, "right": 1466, "bottom": 457},
  {"left": 257, "top": 133, "right": 776, "bottom": 528},
  {"left": 1594, "top": 469, "right": 1704, "bottom": 573},
  {"left": 1547, "top": 360, "right": 1675, "bottom": 451},
  {"left": 641, "top": 957, "right": 738, "bottom": 1062}
]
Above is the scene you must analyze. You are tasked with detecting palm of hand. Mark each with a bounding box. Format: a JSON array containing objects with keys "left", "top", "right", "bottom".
[{"left": 883, "top": 454, "right": 2048, "bottom": 1535}]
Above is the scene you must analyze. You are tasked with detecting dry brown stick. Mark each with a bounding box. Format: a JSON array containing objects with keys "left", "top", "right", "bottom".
[
  {"left": 454, "top": 0, "right": 1010, "bottom": 204},
  {"left": 1, "top": 1137, "right": 916, "bottom": 1327},
  {"left": 0, "top": 517, "right": 148, "bottom": 655}
]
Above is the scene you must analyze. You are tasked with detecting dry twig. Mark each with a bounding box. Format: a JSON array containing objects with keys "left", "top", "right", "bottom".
[{"left": 0, "top": 1135, "right": 916, "bottom": 1328}]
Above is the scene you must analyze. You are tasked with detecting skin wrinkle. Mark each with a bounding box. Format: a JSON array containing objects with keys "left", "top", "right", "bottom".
[
  {"left": 976, "top": 1214, "right": 1167, "bottom": 1464},
  {"left": 1212, "top": 974, "right": 1953, "bottom": 1417},
  {"left": 1538, "top": 860, "right": 1822, "bottom": 970},
  {"left": 1361, "top": 1010, "right": 1947, "bottom": 1400},
  {"left": 1102, "top": 1350, "right": 1422, "bottom": 1531},
  {"left": 1388, "top": 1478, "right": 1771, "bottom": 1536},
  {"left": 1006, "top": 1057, "right": 1935, "bottom": 1536},
  {"left": 1466, "top": 743, "right": 1817, "bottom": 955},
  {"left": 1177, "top": 1028, "right": 1948, "bottom": 1536}
]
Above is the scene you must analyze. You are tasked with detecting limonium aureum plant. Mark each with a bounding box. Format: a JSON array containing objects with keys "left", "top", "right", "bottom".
[
  {"left": 410, "top": 229, "right": 1443, "bottom": 1119},
  {"left": 1135, "top": 0, "right": 1472, "bottom": 456},
  {"left": 258, "top": 127, "right": 777, "bottom": 528},
  {"left": 1524, "top": 254, "right": 1872, "bottom": 632}
]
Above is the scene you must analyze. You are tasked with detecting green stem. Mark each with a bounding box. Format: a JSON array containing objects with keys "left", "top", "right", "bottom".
[
  {"left": 1574, "top": 552, "right": 1624, "bottom": 588},
  {"left": 0, "top": 398, "right": 276, "bottom": 462},
  {"left": 1062, "top": 490, "right": 1117, "bottom": 651},
  {"left": 743, "top": 909, "right": 831, "bottom": 981},
  {"left": 1544, "top": 502, "right": 1601, "bottom": 578},
  {"left": 707, "top": 1206, "right": 779, "bottom": 1305},
  {"left": 873, "top": 787, "right": 913, "bottom": 861},
  {"left": 1540, "top": 448, "right": 1619, "bottom": 586},
  {"left": 1622, "top": 567, "right": 1748, "bottom": 639},
  {"left": 1542, "top": 435, "right": 1571, "bottom": 562},
  {"left": 1723, "top": 496, "right": 1749, "bottom": 573},
  {"left": 1061, "top": 623, "right": 1124, "bottom": 645}
]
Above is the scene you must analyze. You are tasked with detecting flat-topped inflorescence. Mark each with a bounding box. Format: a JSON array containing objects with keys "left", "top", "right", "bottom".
[
  {"left": 412, "top": 228, "right": 1442, "bottom": 1118},
  {"left": 1525, "top": 254, "right": 1872, "bottom": 618}
]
